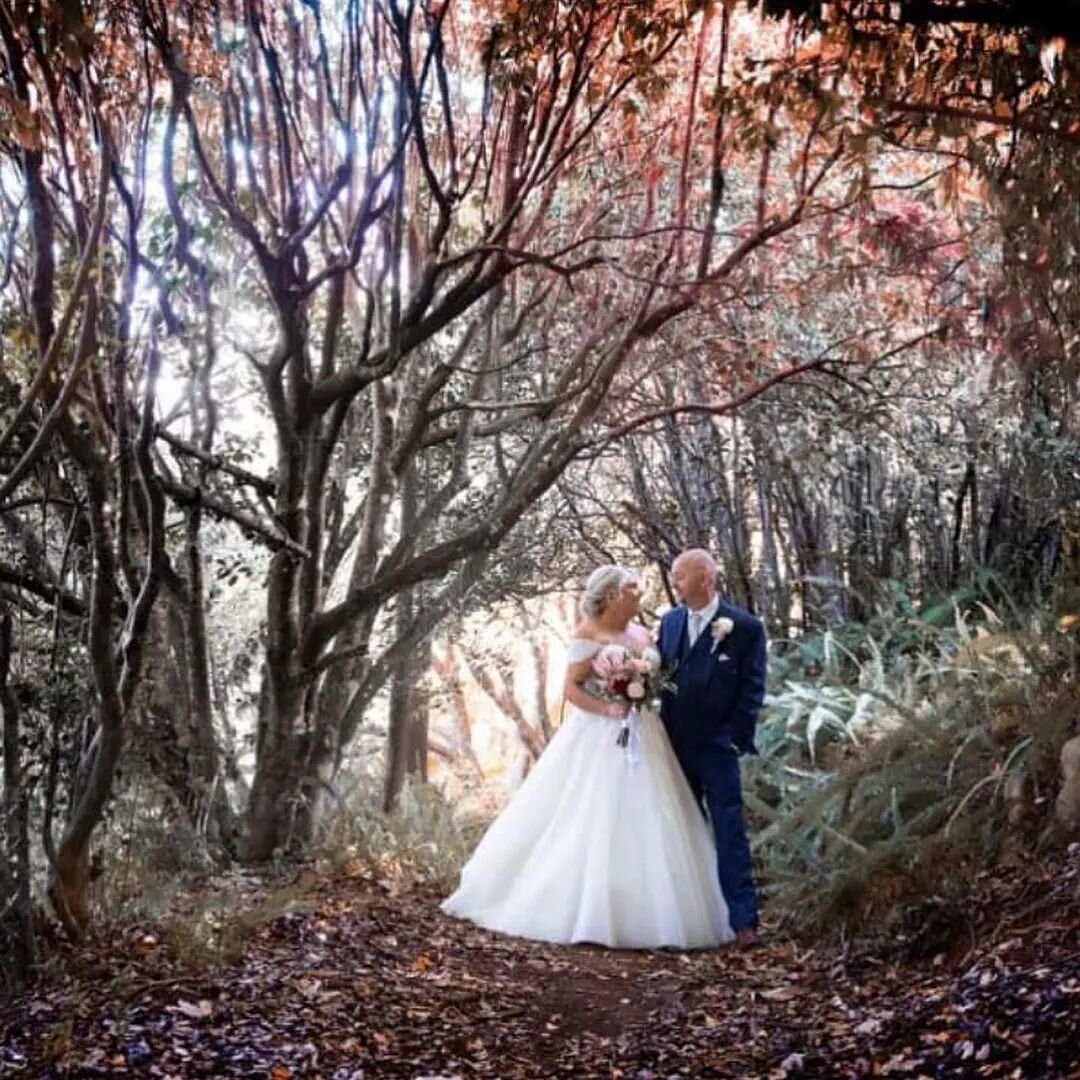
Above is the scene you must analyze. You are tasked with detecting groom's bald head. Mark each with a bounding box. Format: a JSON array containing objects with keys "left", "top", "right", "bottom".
[
  {"left": 672, "top": 549, "right": 717, "bottom": 608},
  {"left": 675, "top": 548, "right": 717, "bottom": 576}
]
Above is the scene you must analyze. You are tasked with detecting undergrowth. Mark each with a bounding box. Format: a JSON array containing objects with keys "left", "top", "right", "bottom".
[
  {"left": 748, "top": 596, "right": 1077, "bottom": 943},
  {"left": 317, "top": 776, "right": 485, "bottom": 891}
]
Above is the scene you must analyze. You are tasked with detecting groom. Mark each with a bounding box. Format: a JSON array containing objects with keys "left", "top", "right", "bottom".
[{"left": 658, "top": 549, "right": 766, "bottom": 945}]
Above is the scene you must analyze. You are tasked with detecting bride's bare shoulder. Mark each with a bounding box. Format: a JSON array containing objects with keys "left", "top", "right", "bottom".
[{"left": 571, "top": 621, "right": 600, "bottom": 643}]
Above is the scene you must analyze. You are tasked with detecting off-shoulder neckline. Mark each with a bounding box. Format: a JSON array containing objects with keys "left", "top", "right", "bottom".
[{"left": 568, "top": 634, "right": 651, "bottom": 647}]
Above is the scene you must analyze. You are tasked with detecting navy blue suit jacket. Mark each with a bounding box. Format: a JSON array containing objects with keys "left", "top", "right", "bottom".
[{"left": 658, "top": 600, "right": 767, "bottom": 756}]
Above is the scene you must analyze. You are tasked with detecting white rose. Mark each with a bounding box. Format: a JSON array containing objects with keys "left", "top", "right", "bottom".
[
  {"left": 711, "top": 617, "right": 734, "bottom": 643},
  {"left": 641, "top": 645, "right": 662, "bottom": 673},
  {"left": 626, "top": 679, "right": 646, "bottom": 700}
]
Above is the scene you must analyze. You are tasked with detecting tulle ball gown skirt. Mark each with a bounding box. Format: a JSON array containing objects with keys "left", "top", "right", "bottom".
[{"left": 441, "top": 706, "right": 733, "bottom": 949}]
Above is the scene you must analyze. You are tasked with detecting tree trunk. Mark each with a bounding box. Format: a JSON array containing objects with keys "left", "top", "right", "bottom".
[
  {"left": 724, "top": 419, "right": 756, "bottom": 611},
  {"left": 950, "top": 461, "right": 977, "bottom": 590},
  {"left": 50, "top": 471, "right": 128, "bottom": 937},
  {"left": 531, "top": 636, "right": 554, "bottom": 743},
  {"left": 431, "top": 644, "right": 486, "bottom": 783},
  {"left": 179, "top": 506, "right": 236, "bottom": 854},
  {"left": 383, "top": 462, "right": 430, "bottom": 811},
  {"left": 465, "top": 652, "right": 547, "bottom": 761},
  {"left": 382, "top": 631, "right": 431, "bottom": 813},
  {"left": 1, "top": 608, "right": 34, "bottom": 984},
  {"left": 245, "top": 676, "right": 309, "bottom": 861},
  {"left": 847, "top": 450, "right": 876, "bottom": 622},
  {"left": 754, "top": 455, "right": 787, "bottom": 634},
  {"left": 51, "top": 343, "right": 167, "bottom": 933}
]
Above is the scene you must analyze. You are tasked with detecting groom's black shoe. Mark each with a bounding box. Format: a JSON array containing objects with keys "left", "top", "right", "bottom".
[{"left": 734, "top": 927, "right": 760, "bottom": 948}]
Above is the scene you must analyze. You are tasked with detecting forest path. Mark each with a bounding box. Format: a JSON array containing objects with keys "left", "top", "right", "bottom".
[{"left": 2, "top": 860, "right": 1078, "bottom": 1078}]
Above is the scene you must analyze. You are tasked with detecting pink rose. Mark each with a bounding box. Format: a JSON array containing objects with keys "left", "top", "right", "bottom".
[{"left": 592, "top": 644, "right": 629, "bottom": 679}]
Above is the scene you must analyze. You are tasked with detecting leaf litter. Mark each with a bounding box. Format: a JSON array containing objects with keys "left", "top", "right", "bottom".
[{"left": 2, "top": 853, "right": 1078, "bottom": 1078}]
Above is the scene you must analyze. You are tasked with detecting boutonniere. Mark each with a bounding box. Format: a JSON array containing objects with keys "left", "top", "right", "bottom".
[{"left": 710, "top": 617, "right": 734, "bottom": 655}]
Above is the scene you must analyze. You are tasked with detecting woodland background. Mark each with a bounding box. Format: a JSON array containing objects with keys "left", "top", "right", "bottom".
[{"left": 1, "top": 0, "right": 1079, "bottom": 1040}]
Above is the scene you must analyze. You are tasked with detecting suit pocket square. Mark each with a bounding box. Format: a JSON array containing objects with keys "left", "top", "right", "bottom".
[{"left": 715, "top": 653, "right": 731, "bottom": 663}]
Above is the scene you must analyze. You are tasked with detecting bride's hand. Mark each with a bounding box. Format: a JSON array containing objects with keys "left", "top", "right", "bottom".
[{"left": 605, "top": 702, "right": 627, "bottom": 720}]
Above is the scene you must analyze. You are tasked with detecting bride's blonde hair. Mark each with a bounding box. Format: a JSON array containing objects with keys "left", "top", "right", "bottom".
[{"left": 580, "top": 565, "right": 639, "bottom": 618}]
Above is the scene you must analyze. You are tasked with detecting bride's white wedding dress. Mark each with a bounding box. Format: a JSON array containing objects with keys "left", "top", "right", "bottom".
[{"left": 441, "top": 638, "right": 733, "bottom": 949}]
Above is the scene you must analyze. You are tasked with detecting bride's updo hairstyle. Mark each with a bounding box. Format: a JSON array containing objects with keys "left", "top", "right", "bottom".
[{"left": 580, "top": 565, "right": 639, "bottom": 618}]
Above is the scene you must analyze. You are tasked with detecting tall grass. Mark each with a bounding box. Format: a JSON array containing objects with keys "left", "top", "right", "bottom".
[{"left": 318, "top": 776, "right": 485, "bottom": 891}]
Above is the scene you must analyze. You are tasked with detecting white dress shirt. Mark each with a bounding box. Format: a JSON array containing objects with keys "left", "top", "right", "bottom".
[{"left": 687, "top": 595, "right": 720, "bottom": 647}]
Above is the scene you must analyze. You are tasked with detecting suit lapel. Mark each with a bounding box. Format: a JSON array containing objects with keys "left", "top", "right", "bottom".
[{"left": 673, "top": 605, "right": 690, "bottom": 661}]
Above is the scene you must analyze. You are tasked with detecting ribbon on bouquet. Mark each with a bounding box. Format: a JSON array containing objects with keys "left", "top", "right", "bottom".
[{"left": 616, "top": 703, "right": 643, "bottom": 766}]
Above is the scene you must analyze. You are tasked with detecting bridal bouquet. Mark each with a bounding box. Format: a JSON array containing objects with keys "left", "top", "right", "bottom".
[{"left": 591, "top": 644, "right": 669, "bottom": 754}]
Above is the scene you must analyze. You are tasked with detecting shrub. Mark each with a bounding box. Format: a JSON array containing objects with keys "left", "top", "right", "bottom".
[{"left": 749, "top": 601, "right": 1074, "bottom": 941}]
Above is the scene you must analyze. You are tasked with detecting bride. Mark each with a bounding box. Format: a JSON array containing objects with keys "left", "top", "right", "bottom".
[{"left": 440, "top": 565, "right": 732, "bottom": 949}]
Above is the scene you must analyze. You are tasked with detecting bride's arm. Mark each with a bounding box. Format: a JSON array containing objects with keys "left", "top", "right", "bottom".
[{"left": 564, "top": 657, "right": 625, "bottom": 719}]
